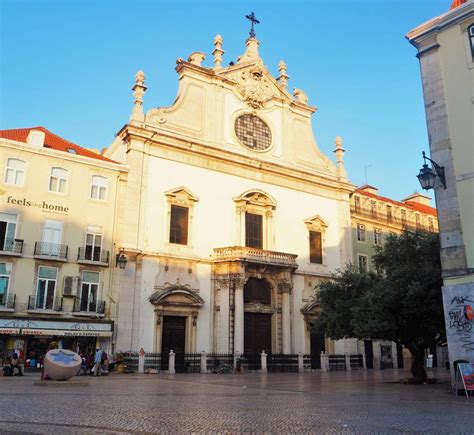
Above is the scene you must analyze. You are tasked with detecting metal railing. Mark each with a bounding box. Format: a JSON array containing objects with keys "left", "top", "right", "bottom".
[
  {"left": 121, "top": 352, "right": 139, "bottom": 372},
  {"left": 350, "top": 354, "right": 363, "bottom": 369},
  {"left": 207, "top": 353, "right": 234, "bottom": 372},
  {"left": 28, "top": 295, "right": 63, "bottom": 311},
  {"left": 0, "top": 293, "right": 15, "bottom": 309},
  {"left": 144, "top": 352, "right": 162, "bottom": 371},
  {"left": 34, "top": 242, "right": 68, "bottom": 259},
  {"left": 0, "top": 238, "right": 23, "bottom": 255},
  {"left": 213, "top": 246, "right": 298, "bottom": 267},
  {"left": 303, "top": 354, "right": 313, "bottom": 371},
  {"left": 77, "top": 247, "right": 109, "bottom": 265},
  {"left": 267, "top": 354, "right": 299, "bottom": 372},
  {"left": 73, "top": 298, "right": 105, "bottom": 314},
  {"left": 328, "top": 354, "right": 346, "bottom": 371},
  {"left": 242, "top": 353, "right": 261, "bottom": 371},
  {"left": 182, "top": 353, "right": 201, "bottom": 373}
]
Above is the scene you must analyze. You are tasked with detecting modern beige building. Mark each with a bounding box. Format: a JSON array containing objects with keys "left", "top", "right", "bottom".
[
  {"left": 350, "top": 185, "right": 439, "bottom": 369},
  {"left": 407, "top": 0, "right": 474, "bottom": 370},
  {"left": 0, "top": 127, "right": 127, "bottom": 366},
  {"left": 104, "top": 32, "right": 355, "bottom": 369}
]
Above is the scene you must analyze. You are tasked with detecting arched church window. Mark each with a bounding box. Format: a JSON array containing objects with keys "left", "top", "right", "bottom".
[{"left": 244, "top": 278, "right": 271, "bottom": 305}]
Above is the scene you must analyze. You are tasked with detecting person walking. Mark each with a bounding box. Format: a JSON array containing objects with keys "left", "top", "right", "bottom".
[{"left": 93, "top": 348, "right": 103, "bottom": 377}]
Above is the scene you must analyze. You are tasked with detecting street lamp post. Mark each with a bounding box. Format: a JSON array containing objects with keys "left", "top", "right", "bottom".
[
  {"left": 115, "top": 248, "right": 128, "bottom": 270},
  {"left": 417, "top": 151, "right": 446, "bottom": 190}
]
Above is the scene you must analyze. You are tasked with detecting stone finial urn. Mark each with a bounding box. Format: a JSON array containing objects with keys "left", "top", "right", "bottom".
[{"left": 44, "top": 349, "right": 82, "bottom": 381}]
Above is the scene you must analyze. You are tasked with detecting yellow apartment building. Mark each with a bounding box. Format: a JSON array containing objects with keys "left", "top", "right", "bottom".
[{"left": 0, "top": 127, "right": 127, "bottom": 366}]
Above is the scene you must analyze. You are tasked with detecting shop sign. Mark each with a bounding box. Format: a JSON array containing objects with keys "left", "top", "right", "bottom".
[
  {"left": 5, "top": 195, "right": 69, "bottom": 215},
  {"left": 0, "top": 319, "right": 112, "bottom": 336},
  {"left": 0, "top": 328, "right": 20, "bottom": 334}
]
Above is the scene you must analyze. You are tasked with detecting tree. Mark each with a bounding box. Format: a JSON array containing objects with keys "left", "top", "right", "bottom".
[{"left": 314, "top": 231, "right": 445, "bottom": 383}]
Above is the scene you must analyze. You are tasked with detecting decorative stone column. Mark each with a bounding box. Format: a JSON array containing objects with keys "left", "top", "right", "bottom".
[
  {"left": 261, "top": 351, "right": 267, "bottom": 373},
  {"left": 168, "top": 350, "right": 175, "bottom": 374},
  {"left": 279, "top": 281, "right": 292, "bottom": 354},
  {"left": 233, "top": 277, "right": 245, "bottom": 354},
  {"left": 200, "top": 351, "right": 207, "bottom": 374}
]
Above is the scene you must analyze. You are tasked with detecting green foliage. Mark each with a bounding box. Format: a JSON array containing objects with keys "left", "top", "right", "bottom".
[{"left": 314, "top": 231, "right": 444, "bottom": 380}]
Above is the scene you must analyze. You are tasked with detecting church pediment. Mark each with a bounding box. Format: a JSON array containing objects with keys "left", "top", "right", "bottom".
[{"left": 149, "top": 281, "right": 204, "bottom": 308}]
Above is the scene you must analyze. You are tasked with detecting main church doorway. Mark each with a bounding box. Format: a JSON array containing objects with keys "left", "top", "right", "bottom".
[
  {"left": 243, "top": 278, "right": 272, "bottom": 359},
  {"left": 161, "top": 316, "right": 186, "bottom": 371}
]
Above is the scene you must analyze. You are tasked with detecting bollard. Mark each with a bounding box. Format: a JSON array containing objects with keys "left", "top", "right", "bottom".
[
  {"left": 298, "top": 353, "right": 304, "bottom": 373},
  {"left": 345, "top": 353, "right": 351, "bottom": 371},
  {"left": 321, "top": 352, "right": 328, "bottom": 372},
  {"left": 138, "top": 348, "right": 145, "bottom": 374},
  {"left": 261, "top": 350, "right": 267, "bottom": 374},
  {"left": 201, "top": 351, "right": 207, "bottom": 374},
  {"left": 362, "top": 353, "right": 367, "bottom": 370},
  {"left": 233, "top": 352, "right": 240, "bottom": 372},
  {"left": 169, "top": 350, "right": 175, "bottom": 374}
]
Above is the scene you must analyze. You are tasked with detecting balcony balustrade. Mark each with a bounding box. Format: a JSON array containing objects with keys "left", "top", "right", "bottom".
[
  {"left": 77, "top": 247, "right": 109, "bottom": 265},
  {"left": 73, "top": 298, "right": 105, "bottom": 314},
  {"left": 0, "top": 238, "right": 23, "bottom": 256},
  {"left": 0, "top": 294, "right": 16, "bottom": 309},
  {"left": 28, "top": 295, "right": 63, "bottom": 311},
  {"left": 34, "top": 242, "right": 68, "bottom": 260},
  {"left": 213, "top": 246, "right": 298, "bottom": 268}
]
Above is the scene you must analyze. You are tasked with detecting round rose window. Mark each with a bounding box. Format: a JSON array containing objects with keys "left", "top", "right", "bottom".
[{"left": 234, "top": 114, "right": 272, "bottom": 151}]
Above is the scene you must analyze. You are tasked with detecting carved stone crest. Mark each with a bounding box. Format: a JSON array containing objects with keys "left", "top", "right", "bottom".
[{"left": 235, "top": 63, "right": 274, "bottom": 109}]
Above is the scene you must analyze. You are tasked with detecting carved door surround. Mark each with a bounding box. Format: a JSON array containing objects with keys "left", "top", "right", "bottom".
[{"left": 149, "top": 281, "right": 204, "bottom": 353}]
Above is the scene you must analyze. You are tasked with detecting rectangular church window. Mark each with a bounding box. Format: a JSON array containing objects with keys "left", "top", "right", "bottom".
[
  {"left": 169, "top": 205, "right": 189, "bottom": 245},
  {"left": 309, "top": 231, "right": 323, "bottom": 264},
  {"left": 245, "top": 212, "right": 263, "bottom": 249}
]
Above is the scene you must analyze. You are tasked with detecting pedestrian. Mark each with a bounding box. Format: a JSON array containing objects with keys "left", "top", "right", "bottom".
[
  {"left": 10, "top": 353, "right": 23, "bottom": 376},
  {"left": 2, "top": 357, "right": 13, "bottom": 376},
  {"left": 93, "top": 348, "right": 103, "bottom": 376}
]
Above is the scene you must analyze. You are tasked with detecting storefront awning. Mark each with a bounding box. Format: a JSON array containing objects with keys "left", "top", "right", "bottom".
[{"left": 21, "top": 329, "right": 113, "bottom": 337}]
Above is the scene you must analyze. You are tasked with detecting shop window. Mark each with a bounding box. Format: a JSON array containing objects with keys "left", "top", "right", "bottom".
[
  {"left": 0, "top": 213, "right": 17, "bottom": 252},
  {"left": 4, "top": 158, "right": 25, "bottom": 186},
  {"left": 0, "top": 262, "right": 11, "bottom": 306},
  {"left": 374, "top": 228, "right": 382, "bottom": 246},
  {"left": 245, "top": 212, "right": 263, "bottom": 249},
  {"left": 36, "top": 266, "right": 58, "bottom": 309},
  {"left": 357, "top": 224, "right": 366, "bottom": 242},
  {"left": 358, "top": 255, "right": 368, "bottom": 273},
  {"left": 80, "top": 271, "right": 100, "bottom": 312},
  {"left": 169, "top": 205, "right": 189, "bottom": 245},
  {"left": 49, "top": 167, "right": 68, "bottom": 194},
  {"left": 309, "top": 231, "right": 323, "bottom": 264},
  {"left": 90, "top": 175, "right": 108, "bottom": 200}
]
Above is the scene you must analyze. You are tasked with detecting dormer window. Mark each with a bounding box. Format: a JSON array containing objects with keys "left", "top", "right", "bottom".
[
  {"left": 67, "top": 148, "right": 77, "bottom": 154},
  {"left": 469, "top": 24, "right": 474, "bottom": 58}
]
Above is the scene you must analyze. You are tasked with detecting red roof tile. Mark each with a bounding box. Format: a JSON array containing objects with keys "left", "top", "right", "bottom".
[
  {"left": 0, "top": 127, "right": 116, "bottom": 163},
  {"left": 450, "top": 0, "right": 467, "bottom": 9},
  {"left": 354, "top": 188, "right": 437, "bottom": 217}
]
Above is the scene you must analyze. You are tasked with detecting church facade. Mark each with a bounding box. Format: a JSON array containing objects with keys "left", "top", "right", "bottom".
[{"left": 106, "top": 33, "right": 354, "bottom": 359}]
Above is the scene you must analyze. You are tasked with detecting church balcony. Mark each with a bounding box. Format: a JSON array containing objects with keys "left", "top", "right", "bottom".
[{"left": 213, "top": 246, "right": 298, "bottom": 268}]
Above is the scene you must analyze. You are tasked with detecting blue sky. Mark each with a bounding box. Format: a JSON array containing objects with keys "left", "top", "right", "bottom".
[{"left": 1, "top": 0, "right": 449, "bottom": 203}]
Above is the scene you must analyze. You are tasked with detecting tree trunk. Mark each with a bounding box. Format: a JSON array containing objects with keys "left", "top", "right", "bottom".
[{"left": 409, "top": 347, "right": 427, "bottom": 384}]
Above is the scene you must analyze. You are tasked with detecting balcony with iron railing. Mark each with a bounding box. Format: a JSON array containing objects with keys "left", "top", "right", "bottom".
[
  {"left": 73, "top": 298, "right": 105, "bottom": 316},
  {"left": 0, "top": 238, "right": 23, "bottom": 256},
  {"left": 34, "top": 242, "right": 68, "bottom": 261},
  {"left": 28, "top": 295, "right": 63, "bottom": 312},
  {"left": 77, "top": 247, "right": 109, "bottom": 266},
  {"left": 0, "top": 294, "right": 16, "bottom": 311},
  {"left": 350, "top": 206, "right": 430, "bottom": 231},
  {"left": 213, "top": 246, "right": 298, "bottom": 268}
]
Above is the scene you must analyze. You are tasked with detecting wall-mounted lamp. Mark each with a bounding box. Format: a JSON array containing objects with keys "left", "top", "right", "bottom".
[
  {"left": 417, "top": 151, "right": 446, "bottom": 190},
  {"left": 115, "top": 248, "right": 128, "bottom": 269}
]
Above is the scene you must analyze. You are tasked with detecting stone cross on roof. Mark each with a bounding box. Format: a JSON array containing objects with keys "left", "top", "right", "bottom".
[{"left": 245, "top": 12, "right": 260, "bottom": 38}]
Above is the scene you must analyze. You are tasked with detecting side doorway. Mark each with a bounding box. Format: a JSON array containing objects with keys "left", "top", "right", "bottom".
[
  {"left": 310, "top": 329, "right": 325, "bottom": 369},
  {"left": 161, "top": 316, "right": 186, "bottom": 372},
  {"left": 364, "top": 340, "right": 374, "bottom": 369}
]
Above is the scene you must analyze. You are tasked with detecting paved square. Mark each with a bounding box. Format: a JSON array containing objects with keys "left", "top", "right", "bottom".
[{"left": 0, "top": 369, "right": 472, "bottom": 433}]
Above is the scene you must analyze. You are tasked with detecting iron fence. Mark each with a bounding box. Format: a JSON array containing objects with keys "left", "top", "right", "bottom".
[
  {"left": 73, "top": 298, "right": 105, "bottom": 314},
  {"left": 328, "top": 354, "right": 346, "bottom": 371},
  {"left": 242, "top": 353, "right": 261, "bottom": 371},
  {"left": 350, "top": 354, "right": 363, "bottom": 369},
  {"left": 182, "top": 353, "right": 201, "bottom": 373},
  {"left": 28, "top": 295, "right": 63, "bottom": 311},
  {"left": 144, "top": 352, "right": 162, "bottom": 371},
  {"left": 207, "top": 353, "right": 234, "bottom": 372},
  {"left": 122, "top": 352, "right": 139, "bottom": 372},
  {"left": 303, "top": 354, "right": 312, "bottom": 371},
  {"left": 267, "top": 354, "right": 299, "bottom": 372}
]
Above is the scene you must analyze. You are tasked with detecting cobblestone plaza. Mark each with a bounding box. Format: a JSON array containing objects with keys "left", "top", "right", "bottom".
[{"left": 1, "top": 369, "right": 472, "bottom": 433}]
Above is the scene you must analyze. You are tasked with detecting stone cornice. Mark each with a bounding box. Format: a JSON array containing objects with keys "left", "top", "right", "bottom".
[
  {"left": 117, "top": 124, "right": 355, "bottom": 197},
  {"left": 406, "top": 2, "right": 474, "bottom": 48}
]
